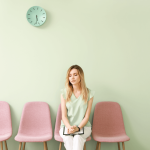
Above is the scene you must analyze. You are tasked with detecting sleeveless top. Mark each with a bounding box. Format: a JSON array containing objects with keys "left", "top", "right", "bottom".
[{"left": 60, "top": 88, "right": 95, "bottom": 128}]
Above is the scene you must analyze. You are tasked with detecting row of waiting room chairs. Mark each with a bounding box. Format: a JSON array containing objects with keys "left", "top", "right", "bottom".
[{"left": 0, "top": 101, "right": 130, "bottom": 150}]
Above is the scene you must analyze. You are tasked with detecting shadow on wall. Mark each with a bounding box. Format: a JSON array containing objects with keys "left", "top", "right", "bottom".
[
  {"left": 9, "top": 104, "right": 20, "bottom": 150},
  {"left": 121, "top": 107, "right": 144, "bottom": 150},
  {"left": 37, "top": 9, "right": 53, "bottom": 30}
]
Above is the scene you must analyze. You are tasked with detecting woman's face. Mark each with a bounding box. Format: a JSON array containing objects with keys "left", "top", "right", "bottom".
[{"left": 69, "top": 69, "right": 81, "bottom": 85}]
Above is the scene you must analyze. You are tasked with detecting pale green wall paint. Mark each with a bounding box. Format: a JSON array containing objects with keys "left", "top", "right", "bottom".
[{"left": 0, "top": 0, "right": 150, "bottom": 150}]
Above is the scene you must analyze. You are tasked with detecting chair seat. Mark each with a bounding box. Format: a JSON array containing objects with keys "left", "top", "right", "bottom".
[
  {"left": 54, "top": 132, "right": 91, "bottom": 142},
  {"left": 0, "top": 132, "right": 12, "bottom": 141},
  {"left": 93, "top": 134, "right": 130, "bottom": 142},
  {"left": 15, "top": 133, "right": 52, "bottom": 142}
]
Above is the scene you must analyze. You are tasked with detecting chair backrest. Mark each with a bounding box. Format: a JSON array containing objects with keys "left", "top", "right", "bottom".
[
  {"left": 54, "top": 104, "right": 62, "bottom": 136},
  {"left": 92, "top": 101, "right": 126, "bottom": 137},
  {"left": 0, "top": 101, "right": 12, "bottom": 135},
  {"left": 17, "top": 102, "right": 52, "bottom": 135}
]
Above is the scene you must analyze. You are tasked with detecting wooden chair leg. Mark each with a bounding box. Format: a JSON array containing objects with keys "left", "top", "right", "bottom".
[
  {"left": 1, "top": 141, "right": 3, "bottom": 150},
  {"left": 96, "top": 142, "right": 99, "bottom": 150},
  {"left": 98, "top": 142, "right": 101, "bottom": 150},
  {"left": 4, "top": 141, "right": 8, "bottom": 150},
  {"left": 19, "top": 142, "right": 22, "bottom": 150},
  {"left": 84, "top": 143, "right": 86, "bottom": 150},
  {"left": 22, "top": 142, "right": 26, "bottom": 150},
  {"left": 122, "top": 142, "right": 125, "bottom": 150},
  {"left": 118, "top": 142, "right": 120, "bottom": 150},
  {"left": 59, "top": 142, "right": 62, "bottom": 150},
  {"left": 45, "top": 142, "right": 48, "bottom": 150},
  {"left": 44, "top": 142, "right": 47, "bottom": 150}
]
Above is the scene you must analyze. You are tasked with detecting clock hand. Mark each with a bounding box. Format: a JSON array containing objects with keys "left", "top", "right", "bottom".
[{"left": 36, "top": 15, "right": 37, "bottom": 24}]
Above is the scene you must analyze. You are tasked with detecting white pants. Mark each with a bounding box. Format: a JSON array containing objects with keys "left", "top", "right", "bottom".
[{"left": 59, "top": 127, "right": 92, "bottom": 150}]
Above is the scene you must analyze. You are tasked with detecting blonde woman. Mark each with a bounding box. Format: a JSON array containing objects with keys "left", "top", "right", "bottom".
[{"left": 59, "top": 65, "right": 95, "bottom": 150}]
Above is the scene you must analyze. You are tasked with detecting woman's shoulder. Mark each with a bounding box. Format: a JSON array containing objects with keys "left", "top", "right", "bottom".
[
  {"left": 60, "top": 88, "right": 66, "bottom": 99},
  {"left": 87, "top": 87, "right": 95, "bottom": 94},
  {"left": 60, "top": 87, "right": 66, "bottom": 93},
  {"left": 87, "top": 88, "right": 95, "bottom": 101}
]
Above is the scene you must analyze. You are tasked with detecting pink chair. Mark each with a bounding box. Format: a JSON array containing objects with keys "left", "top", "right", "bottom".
[
  {"left": 54, "top": 104, "right": 91, "bottom": 150},
  {"left": 0, "top": 101, "right": 12, "bottom": 150},
  {"left": 15, "top": 102, "right": 53, "bottom": 150},
  {"left": 92, "top": 101, "right": 130, "bottom": 150}
]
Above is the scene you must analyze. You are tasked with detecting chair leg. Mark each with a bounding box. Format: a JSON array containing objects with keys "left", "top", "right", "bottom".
[
  {"left": 22, "top": 142, "right": 26, "bottom": 150},
  {"left": 96, "top": 142, "right": 99, "bottom": 150},
  {"left": 1, "top": 141, "right": 3, "bottom": 150},
  {"left": 4, "top": 141, "right": 8, "bottom": 150},
  {"left": 118, "top": 142, "right": 120, "bottom": 150},
  {"left": 44, "top": 142, "right": 47, "bottom": 150},
  {"left": 19, "top": 142, "right": 22, "bottom": 150},
  {"left": 122, "top": 142, "right": 125, "bottom": 150},
  {"left": 98, "top": 142, "right": 101, "bottom": 150},
  {"left": 45, "top": 142, "right": 48, "bottom": 150},
  {"left": 84, "top": 143, "right": 86, "bottom": 150},
  {"left": 59, "top": 142, "right": 62, "bottom": 150}
]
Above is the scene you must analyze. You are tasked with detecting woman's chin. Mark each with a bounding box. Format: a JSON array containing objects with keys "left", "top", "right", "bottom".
[{"left": 72, "top": 82, "right": 80, "bottom": 85}]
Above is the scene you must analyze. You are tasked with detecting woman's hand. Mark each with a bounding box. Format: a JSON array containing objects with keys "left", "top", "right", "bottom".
[
  {"left": 67, "top": 126, "right": 76, "bottom": 134},
  {"left": 68, "top": 125, "right": 79, "bottom": 134}
]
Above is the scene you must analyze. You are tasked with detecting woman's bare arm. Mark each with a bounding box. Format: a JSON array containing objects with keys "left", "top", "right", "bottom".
[
  {"left": 61, "top": 94, "right": 71, "bottom": 129},
  {"left": 78, "top": 97, "right": 93, "bottom": 129}
]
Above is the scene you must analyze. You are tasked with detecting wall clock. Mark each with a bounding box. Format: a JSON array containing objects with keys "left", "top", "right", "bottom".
[{"left": 26, "top": 6, "right": 46, "bottom": 27}]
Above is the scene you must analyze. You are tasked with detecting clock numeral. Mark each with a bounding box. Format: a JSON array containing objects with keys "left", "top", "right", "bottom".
[
  {"left": 43, "top": 13, "right": 45, "bottom": 14},
  {"left": 30, "top": 21, "right": 32, "bottom": 23},
  {"left": 33, "top": 8, "right": 35, "bottom": 10},
  {"left": 41, "top": 9, "right": 42, "bottom": 11},
  {"left": 43, "top": 17, "right": 45, "bottom": 18},
  {"left": 28, "top": 18, "right": 30, "bottom": 19},
  {"left": 37, "top": 7, "right": 38, "bottom": 10},
  {"left": 41, "top": 20, "right": 43, "bottom": 22},
  {"left": 38, "top": 22, "right": 40, "bottom": 25},
  {"left": 30, "top": 10, "right": 32, "bottom": 12},
  {"left": 28, "top": 14, "right": 30, "bottom": 15}
]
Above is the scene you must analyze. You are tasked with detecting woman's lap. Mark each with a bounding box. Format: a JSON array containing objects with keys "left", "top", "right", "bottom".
[{"left": 59, "top": 126, "right": 92, "bottom": 140}]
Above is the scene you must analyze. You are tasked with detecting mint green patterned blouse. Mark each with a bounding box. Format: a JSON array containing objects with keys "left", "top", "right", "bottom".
[{"left": 60, "top": 88, "right": 95, "bottom": 128}]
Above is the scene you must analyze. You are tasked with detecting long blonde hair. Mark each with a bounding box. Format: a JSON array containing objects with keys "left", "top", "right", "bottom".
[{"left": 65, "top": 65, "right": 89, "bottom": 103}]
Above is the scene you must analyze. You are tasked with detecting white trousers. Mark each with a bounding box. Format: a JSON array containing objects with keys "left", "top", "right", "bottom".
[{"left": 59, "top": 127, "right": 92, "bottom": 150}]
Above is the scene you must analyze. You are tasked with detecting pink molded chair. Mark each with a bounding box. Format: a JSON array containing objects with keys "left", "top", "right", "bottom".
[
  {"left": 92, "top": 101, "right": 130, "bottom": 150},
  {"left": 54, "top": 104, "right": 91, "bottom": 150},
  {"left": 15, "top": 102, "right": 53, "bottom": 150},
  {"left": 0, "top": 101, "right": 12, "bottom": 150}
]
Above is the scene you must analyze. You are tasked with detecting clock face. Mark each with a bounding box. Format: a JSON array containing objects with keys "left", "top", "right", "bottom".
[{"left": 26, "top": 6, "right": 46, "bottom": 27}]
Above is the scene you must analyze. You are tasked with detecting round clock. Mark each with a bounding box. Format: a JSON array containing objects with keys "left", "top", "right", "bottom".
[{"left": 26, "top": 6, "right": 46, "bottom": 27}]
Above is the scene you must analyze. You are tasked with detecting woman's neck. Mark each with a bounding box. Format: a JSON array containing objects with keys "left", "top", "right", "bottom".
[{"left": 72, "top": 84, "right": 81, "bottom": 93}]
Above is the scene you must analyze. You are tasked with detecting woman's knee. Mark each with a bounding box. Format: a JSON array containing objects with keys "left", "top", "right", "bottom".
[
  {"left": 63, "top": 136, "right": 73, "bottom": 142},
  {"left": 73, "top": 135, "right": 85, "bottom": 142}
]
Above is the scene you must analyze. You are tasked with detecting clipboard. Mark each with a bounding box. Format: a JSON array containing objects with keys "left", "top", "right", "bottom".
[{"left": 63, "top": 126, "right": 84, "bottom": 135}]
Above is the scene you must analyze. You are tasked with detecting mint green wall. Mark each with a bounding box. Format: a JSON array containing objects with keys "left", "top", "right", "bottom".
[{"left": 0, "top": 0, "right": 150, "bottom": 150}]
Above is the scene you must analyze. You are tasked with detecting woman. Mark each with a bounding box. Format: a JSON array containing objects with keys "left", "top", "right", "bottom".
[{"left": 59, "top": 65, "right": 95, "bottom": 150}]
